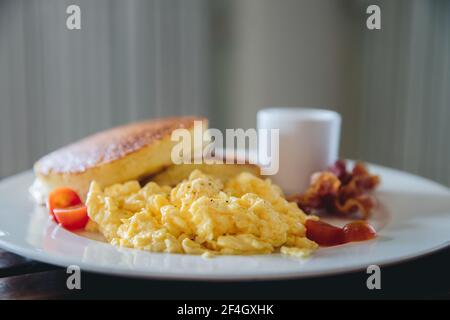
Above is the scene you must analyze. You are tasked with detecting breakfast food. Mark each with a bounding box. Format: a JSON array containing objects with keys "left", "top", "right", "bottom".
[
  {"left": 85, "top": 170, "right": 319, "bottom": 257},
  {"left": 33, "top": 116, "right": 379, "bottom": 258},
  {"left": 31, "top": 117, "right": 206, "bottom": 204},
  {"left": 150, "top": 162, "right": 260, "bottom": 187},
  {"left": 289, "top": 160, "right": 380, "bottom": 219},
  {"left": 305, "top": 220, "right": 376, "bottom": 246}
]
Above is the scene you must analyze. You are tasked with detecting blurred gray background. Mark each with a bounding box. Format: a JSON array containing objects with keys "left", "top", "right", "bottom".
[{"left": 1, "top": 0, "right": 450, "bottom": 186}]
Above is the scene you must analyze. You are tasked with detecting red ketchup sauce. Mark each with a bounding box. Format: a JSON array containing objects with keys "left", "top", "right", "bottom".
[{"left": 305, "top": 220, "right": 376, "bottom": 246}]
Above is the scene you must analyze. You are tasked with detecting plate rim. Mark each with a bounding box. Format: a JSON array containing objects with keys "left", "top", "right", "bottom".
[{"left": 2, "top": 235, "right": 450, "bottom": 281}]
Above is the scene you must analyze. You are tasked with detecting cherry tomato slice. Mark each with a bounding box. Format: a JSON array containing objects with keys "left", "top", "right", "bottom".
[
  {"left": 305, "top": 220, "right": 346, "bottom": 246},
  {"left": 343, "top": 221, "right": 376, "bottom": 242},
  {"left": 47, "top": 187, "right": 82, "bottom": 220},
  {"left": 53, "top": 204, "right": 89, "bottom": 230}
]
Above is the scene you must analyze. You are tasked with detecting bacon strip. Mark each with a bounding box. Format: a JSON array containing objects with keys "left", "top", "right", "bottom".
[{"left": 288, "top": 160, "right": 380, "bottom": 219}]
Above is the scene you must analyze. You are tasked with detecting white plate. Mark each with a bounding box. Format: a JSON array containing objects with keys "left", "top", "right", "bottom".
[{"left": 1, "top": 164, "right": 450, "bottom": 281}]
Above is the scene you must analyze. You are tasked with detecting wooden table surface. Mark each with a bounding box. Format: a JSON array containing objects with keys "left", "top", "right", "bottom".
[{"left": 1, "top": 246, "right": 450, "bottom": 300}]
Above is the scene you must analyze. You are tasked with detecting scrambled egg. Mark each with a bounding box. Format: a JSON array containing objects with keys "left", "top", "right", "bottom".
[{"left": 85, "top": 170, "right": 318, "bottom": 257}]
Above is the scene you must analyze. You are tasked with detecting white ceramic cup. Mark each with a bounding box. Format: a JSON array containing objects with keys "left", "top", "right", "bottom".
[{"left": 257, "top": 107, "right": 341, "bottom": 195}]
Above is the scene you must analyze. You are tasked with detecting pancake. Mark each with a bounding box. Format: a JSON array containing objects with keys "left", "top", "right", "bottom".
[
  {"left": 150, "top": 162, "right": 260, "bottom": 187},
  {"left": 31, "top": 116, "right": 206, "bottom": 203}
]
